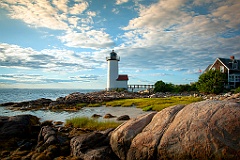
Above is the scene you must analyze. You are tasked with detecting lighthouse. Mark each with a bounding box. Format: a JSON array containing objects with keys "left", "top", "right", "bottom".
[{"left": 106, "top": 50, "right": 128, "bottom": 91}]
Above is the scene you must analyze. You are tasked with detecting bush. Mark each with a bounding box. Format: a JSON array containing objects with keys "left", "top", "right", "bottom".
[
  {"left": 154, "top": 80, "right": 174, "bottom": 92},
  {"left": 234, "top": 87, "right": 240, "bottom": 93},
  {"left": 173, "top": 83, "right": 197, "bottom": 93},
  {"left": 154, "top": 80, "right": 198, "bottom": 93},
  {"left": 196, "top": 70, "right": 227, "bottom": 94}
]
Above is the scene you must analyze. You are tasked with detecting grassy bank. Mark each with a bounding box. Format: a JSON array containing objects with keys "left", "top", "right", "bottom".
[
  {"left": 65, "top": 117, "right": 121, "bottom": 130},
  {"left": 105, "top": 96, "right": 203, "bottom": 111},
  {"left": 65, "top": 96, "right": 202, "bottom": 130}
]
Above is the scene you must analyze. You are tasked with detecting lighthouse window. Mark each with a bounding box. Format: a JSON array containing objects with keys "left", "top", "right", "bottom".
[{"left": 110, "top": 52, "right": 116, "bottom": 58}]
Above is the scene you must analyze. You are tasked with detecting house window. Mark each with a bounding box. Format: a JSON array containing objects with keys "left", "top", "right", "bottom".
[
  {"left": 229, "top": 75, "right": 240, "bottom": 82},
  {"left": 232, "top": 60, "right": 238, "bottom": 70},
  {"left": 229, "top": 75, "right": 234, "bottom": 82},
  {"left": 236, "top": 75, "right": 240, "bottom": 82},
  {"left": 220, "top": 66, "right": 224, "bottom": 73},
  {"left": 212, "top": 67, "right": 215, "bottom": 70}
]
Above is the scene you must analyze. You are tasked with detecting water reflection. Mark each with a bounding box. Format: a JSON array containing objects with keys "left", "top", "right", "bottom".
[{"left": 0, "top": 106, "right": 149, "bottom": 122}]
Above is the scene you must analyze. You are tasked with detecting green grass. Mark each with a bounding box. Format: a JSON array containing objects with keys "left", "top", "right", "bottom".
[
  {"left": 87, "top": 103, "right": 102, "bottom": 107},
  {"left": 105, "top": 96, "right": 203, "bottom": 111},
  {"left": 76, "top": 102, "right": 103, "bottom": 108},
  {"left": 65, "top": 117, "right": 121, "bottom": 130},
  {"left": 76, "top": 103, "right": 88, "bottom": 108}
]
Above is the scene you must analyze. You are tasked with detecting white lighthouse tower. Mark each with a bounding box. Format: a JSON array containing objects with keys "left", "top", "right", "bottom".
[{"left": 106, "top": 50, "right": 128, "bottom": 91}]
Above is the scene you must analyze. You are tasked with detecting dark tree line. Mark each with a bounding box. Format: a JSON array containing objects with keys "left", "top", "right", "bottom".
[
  {"left": 154, "top": 70, "right": 228, "bottom": 94},
  {"left": 154, "top": 80, "right": 197, "bottom": 93}
]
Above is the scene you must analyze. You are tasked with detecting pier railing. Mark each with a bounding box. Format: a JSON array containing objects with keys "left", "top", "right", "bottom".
[
  {"left": 128, "top": 84, "right": 154, "bottom": 89},
  {"left": 128, "top": 84, "right": 154, "bottom": 93}
]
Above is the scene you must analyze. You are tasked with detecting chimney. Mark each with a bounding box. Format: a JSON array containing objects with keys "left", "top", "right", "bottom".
[{"left": 230, "top": 56, "right": 235, "bottom": 60}]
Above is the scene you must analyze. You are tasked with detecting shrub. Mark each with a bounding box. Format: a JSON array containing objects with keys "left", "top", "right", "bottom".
[
  {"left": 154, "top": 80, "right": 174, "bottom": 92},
  {"left": 154, "top": 80, "right": 198, "bottom": 93},
  {"left": 234, "top": 87, "right": 240, "bottom": 93},
  {"left": 173, "top": 83, "right": 198, "bottom": 93},
  {"left": 196, "top": 70, "right": 227, "bottom": 94}
]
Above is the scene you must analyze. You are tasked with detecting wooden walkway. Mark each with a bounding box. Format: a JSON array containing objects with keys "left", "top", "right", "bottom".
[
  {"left": 128, "top": 84, "right": 154, "bottom": 89},
  {"left": 128, "top": 84, "right": 154, "bottom": 93}
]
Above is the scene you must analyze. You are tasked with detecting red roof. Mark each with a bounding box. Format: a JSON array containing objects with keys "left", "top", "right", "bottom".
[{"left": 116, "top": 75, "right": 128, "bottom": 81}]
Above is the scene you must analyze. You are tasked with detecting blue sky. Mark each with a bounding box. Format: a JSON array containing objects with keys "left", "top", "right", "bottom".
[{"left": 0, "top": 0, "right": 239, "bottom": 89}]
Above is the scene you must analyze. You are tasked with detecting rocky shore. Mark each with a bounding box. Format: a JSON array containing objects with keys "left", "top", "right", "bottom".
[
  {"left": 0, "top": 100, "right": 239, "bottom": 159},
  {"left": 0, "top": 91, "right": 143, "bottom": 111},
  {"left": 1, "top": 90, "right": 240, "bottom": 111}
]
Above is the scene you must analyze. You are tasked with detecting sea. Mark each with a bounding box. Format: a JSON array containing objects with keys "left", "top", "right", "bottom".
[
  {"left": 0, "top": 88, "right": 101, "bottom": 104},
  {"left": 0, "top": 88, "right": 147, "bottom": 122}
]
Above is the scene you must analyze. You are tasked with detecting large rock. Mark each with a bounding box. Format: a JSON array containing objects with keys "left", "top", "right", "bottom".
[
  {"left": 110, "top": 112, "right": 157, "bottom": 160},
  {"left": 38, "top": 126, "right": 58, "bottom": 146},
  {"left": 0, "top": 114, "right": 40, "bottom": 152},
  {"left": 0, "top": 114, "right": 40, "bottom": 139},
  {"left": 110, "top": 100, "right": 240, "bottom": 160},
  {"left": 157, "top": 100, "right": 240, "bottom": 160},
  {"left": 117, "top": 115, "right": 130, "bottom": 121},
  {"left": 71, "top": 128, "right": 118, "bottom": 160},
  {"left": 127, "top": 105, "right": 185, "bottom": 160}
]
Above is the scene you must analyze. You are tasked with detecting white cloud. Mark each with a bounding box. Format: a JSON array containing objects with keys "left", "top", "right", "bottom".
[
  {"left": 112, "top": 8, "right": 120, "bottom": 14},
  {"left": 52, "top": 0, "right": 68, "bottom": 12},
  {"left": 1, "top": 0, "right": 240, "bottom": 87},
  {"left": 0, "top": 0, "right": 114, "bottom": 51},
  {"left": 1, "top": 0, "right": 69, "bottom": 30},
  {"left": 68, "top": 16, "right": 80, "bottom": 28},
  {"left": 58, "top": 30, "right": 115, "bottom": 49},
  {"left": 123, "top": 0, "right": 189, "bottom": 30},
  {"left": 69, "top": 2, "right": 88, "bottom": 14},
  {"left": 87, "top": 11, "right": 96, "bottom": 17},
  {"left": 116, "top": 0, "right": 129, "bottom": 5},
  {"left": 117, "top": 0, "right": 240, "bottom": 74},
  {"left": 0, "top": 73, "right": 101, "bottom": 84},
  {"left": 211, "top": 1, "right": 240, "bottom": 28},
  {"left": 0, "top": 43, "right": 102, "bottom": 72},
  {"left": 0, "top": 0, "right": 91, "bottom": 30},
  {"left": 0, "top": 74, "right": 43, "bottom": 83},
  {"left": 70, "top": 75, "right": 99, "bottom": 81}
]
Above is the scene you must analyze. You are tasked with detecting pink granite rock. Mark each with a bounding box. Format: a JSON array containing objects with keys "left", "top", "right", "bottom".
[
  {"left": 127, "top": 105, "right": 185, "bottom": 160},
  {"left": 110, "top": 112, "right": 157, "bottom": 159},
  {"left": 110, "top": 100, "right": 240, "bottom": 160},
  {"left": 158, "top": 100, "right": 240, "bottom": 159}
]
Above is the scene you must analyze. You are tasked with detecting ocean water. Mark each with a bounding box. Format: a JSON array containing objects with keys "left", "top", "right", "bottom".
[
  {"left": 0, "top": 88, "right": 150, "bottom": 122},
  {"left": 0, "top": 88, "right": 102, "bottom": 104}
]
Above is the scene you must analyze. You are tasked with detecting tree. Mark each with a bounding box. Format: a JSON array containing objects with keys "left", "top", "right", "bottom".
[
  {"left": 154, "top": 80, "right": 174, "bottom": 92},
  {"left": 196, "top": 70, "right": 227, "bottom": 94},
  {"left": 174, "top": 84, "right": 196, "bottom": 93}
]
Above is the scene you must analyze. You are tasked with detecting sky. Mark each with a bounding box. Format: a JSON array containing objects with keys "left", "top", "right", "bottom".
[{"left": 0, "top": 0, "right": 240, "bottom": 89}]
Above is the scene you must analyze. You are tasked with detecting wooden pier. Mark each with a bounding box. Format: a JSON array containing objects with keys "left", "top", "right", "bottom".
[
  {"left": 128, "top": 84, "right": 154, "bottom": 89},
  {"left": 128, "top": 84, "right": 154, "bottom": 92}
]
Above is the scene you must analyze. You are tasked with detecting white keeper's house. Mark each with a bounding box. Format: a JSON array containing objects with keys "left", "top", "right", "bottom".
[{"left": 106, "top": 50, "right": 128, "bottom": 91}]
